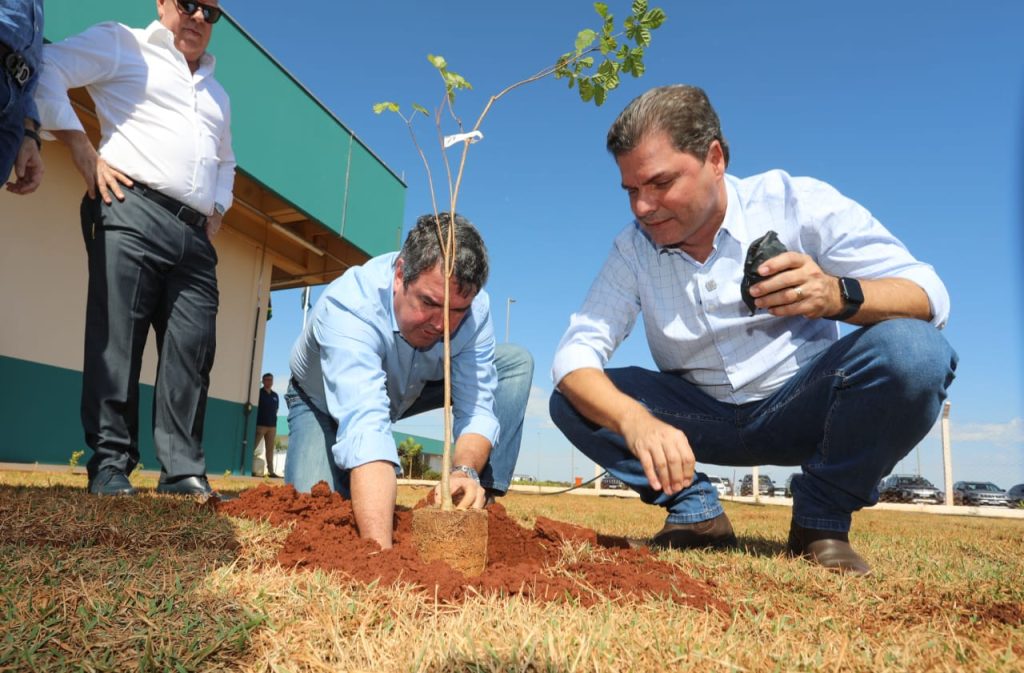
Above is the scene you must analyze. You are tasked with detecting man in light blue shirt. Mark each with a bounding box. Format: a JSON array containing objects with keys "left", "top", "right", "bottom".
[
  {"left": 550, "top": 85, "right": 957, "bottom": 575},
  {"left": 1, "top": 0, "right": 44, "bottom": 194},
  {"left": 287, "top": 213, "right": 533, "bottom": 549}
]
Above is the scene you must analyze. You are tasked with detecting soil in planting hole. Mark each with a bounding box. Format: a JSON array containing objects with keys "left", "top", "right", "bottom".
[{"left": 218, "top": 482, "right": 729, "bottom": 612}]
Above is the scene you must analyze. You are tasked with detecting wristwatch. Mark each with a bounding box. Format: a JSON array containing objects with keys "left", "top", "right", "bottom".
[
  {"left": 450, "top": 464, "right": 481, "bottom": 484},
  {"left": 825, "top": 277, "right": 864, "bottom": 321}
]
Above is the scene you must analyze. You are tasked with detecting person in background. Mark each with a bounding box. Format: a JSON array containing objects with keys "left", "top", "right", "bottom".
[
  {"left": 34, "top": 0, "right": 235, "bottom": 497},
  {"left": 1, "top": 0, "right": 44, "bottom": 196},
  {"left": 253, "top": 373, "right": 280, "bottom": 478},
  {"left": 550, "top": 84, "right": 956, "bottom": 575}
]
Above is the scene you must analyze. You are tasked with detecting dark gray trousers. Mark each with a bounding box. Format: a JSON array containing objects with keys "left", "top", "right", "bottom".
[{"left": 79, "top": 189, "right": 219, "bottom": 481}]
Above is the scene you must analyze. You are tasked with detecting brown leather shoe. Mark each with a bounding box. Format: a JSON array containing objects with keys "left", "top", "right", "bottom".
[
  {"left": 787, "top": 522, "right": 872, "bottom": 575},
  {"left": 650, "top": 512, "right": 738, "bottom": 550}
]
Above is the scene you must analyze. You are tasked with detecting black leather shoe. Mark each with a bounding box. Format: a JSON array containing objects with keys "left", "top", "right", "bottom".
[
  {"left": 787, "top": 522, "right": 872, "bottom": 575},
  {"left": 266, "top": 472, "right": 282, "bottom": 479},
  {"left": 156, "top": 475, "right": 219, "bottom": 498},
  {"left": 88, "top": 469, "right": 136, "bottom": 496},
  {"left": 651, "top": 512, "right": 738, "bottom": 550}
]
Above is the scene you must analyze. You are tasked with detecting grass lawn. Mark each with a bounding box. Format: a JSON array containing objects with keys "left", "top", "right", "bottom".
[{"left": 1, "top": 469, "right": 1021, "bottom": 672}]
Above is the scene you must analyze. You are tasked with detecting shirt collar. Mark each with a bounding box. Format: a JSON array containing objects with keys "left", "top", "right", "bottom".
[
  {"left": 142, "top": 20, "right": 217, "bottom": 77},
  {"left": 715, "top": 174, "right": 747, "bottom": 250}
]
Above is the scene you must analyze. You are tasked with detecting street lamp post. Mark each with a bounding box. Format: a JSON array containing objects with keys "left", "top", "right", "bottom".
[{"left": 504, "top": 297, "right": 517, "bottom": 343}]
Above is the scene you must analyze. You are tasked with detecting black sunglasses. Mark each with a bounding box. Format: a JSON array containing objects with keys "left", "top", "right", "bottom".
[{"left": 175, "top": 0, "right": 222, "bottom": 24}]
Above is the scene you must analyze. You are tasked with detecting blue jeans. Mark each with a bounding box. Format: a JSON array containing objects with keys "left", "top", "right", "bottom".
[
  {"left": 0, "top": 71, "right": 30, "bottom": 182},
  {"left": 284, "top": 343, "right": 534, "bottom": 496},
  {"left": 550, "top": 319, "right": 958, "bottom": 532}
]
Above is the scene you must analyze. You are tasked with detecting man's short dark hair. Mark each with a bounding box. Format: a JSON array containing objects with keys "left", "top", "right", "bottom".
[
  {"left": 606, "top": 84, "right": 730, "bottom": 167},
  {"left": 262, "top": 373, "right": 273, "bottom": 379},
  {"left": 398, "top": 213, "right": 489, "bottom": 296}
]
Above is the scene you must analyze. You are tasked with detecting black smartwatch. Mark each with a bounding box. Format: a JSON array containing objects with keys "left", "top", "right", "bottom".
[{"left": 825, "top": 277, "right": 863, "bottom": 321}]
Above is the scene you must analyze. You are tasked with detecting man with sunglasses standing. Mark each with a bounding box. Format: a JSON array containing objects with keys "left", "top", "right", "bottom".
[{"left": 33, "top": 0, "right": 235, "bottom": 497}]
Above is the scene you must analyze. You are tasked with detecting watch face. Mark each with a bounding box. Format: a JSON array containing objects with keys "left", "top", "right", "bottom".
[{"left": 841, "top": 277, "right": 864, "bottom": 304}]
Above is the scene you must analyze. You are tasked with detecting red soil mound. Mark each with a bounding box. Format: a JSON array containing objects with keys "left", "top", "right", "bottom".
[{"left": 218, "top": 483, "right": 727, "bottom": 612}]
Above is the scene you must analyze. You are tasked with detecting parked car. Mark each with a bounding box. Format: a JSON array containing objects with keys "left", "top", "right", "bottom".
[
  {"left": 953, "top": 481, "right": 1010, "bottom": 507},
  {"left": 708, "top": 475, "right": 730, "bottom": 497},
  {"left": 784, "top": 472, "right": 800, "bottom": 498},
  {"left": 739, "top": 474, "right": 775, "bottom": 496},
  {"left": 877, "top": 474, "right": 943, "bottom": 504},
  {"left": 1007, "top": 484, "right": 1024, "bottom": 507},
  {"left": 512, "top": 474, "right": 535, "bottom": 483},
  {"left": 600, "top": 474, "right": 628, "bottom": 490}
]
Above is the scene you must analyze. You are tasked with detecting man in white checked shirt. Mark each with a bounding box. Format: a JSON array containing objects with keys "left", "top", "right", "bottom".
[
  {"left": 34, "top": 0, "right": 234, "bottom": 498},
  {"left": 549, "top": 85, "right": 957, "bottom": 575}
]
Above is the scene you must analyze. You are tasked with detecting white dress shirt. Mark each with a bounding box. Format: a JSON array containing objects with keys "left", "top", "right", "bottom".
[
  {"left": 552, "top": 170, "right": 950, "bottom": 404},
  {"left": 290, "top": 253, "right": 500, "bottom": 470},
  {"left": 34, "top": 21, "right": 235, "bottom": 214}
]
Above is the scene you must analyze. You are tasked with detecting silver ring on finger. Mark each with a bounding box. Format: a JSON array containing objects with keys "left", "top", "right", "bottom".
[{"left": 794, "top": 286, "right": 804, "bottom": 300}]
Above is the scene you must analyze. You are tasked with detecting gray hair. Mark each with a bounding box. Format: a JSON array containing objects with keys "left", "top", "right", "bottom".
[
  {"left": 398, "top": 212, "right": 489, "bottom": 296},
  {"left": 606, "top": 84, "right": 730, "bottom": 167}
]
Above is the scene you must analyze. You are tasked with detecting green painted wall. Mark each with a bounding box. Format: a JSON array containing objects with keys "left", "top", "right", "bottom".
[
  {"left": 43, "top": 0, "right": 405, "bottom": 256},
  {"left": 0, "top": 356, "right": 257, "bottom": 475}
]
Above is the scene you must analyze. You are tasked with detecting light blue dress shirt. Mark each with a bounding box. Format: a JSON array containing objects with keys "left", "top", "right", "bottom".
[
  {"left": 290, "top": 252, "right": 500, "bottom": 470},
  {"left": 552, "top": 170, "right": 950, "bottom": 404},
  {"left": 0, "top": 0, "right": 44, "bottom": 123}
]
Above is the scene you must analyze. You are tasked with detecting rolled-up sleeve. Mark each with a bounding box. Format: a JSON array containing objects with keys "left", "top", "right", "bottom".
[
  {"left": 450, "top": 312, "right": 500, "bottom": 447},
  {"left": 315, "top": 303, "right": 400, "bottom": 470},
  {"left": 552, "top": 237, "right": 641, "bottom": 386},
  {"left": 795, "top": 177, "right": 951, "bottom": 329}
]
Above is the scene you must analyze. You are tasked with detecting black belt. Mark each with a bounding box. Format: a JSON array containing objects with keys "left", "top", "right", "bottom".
[
  {"left": 129, "top": 182, "right": 207, "bottom": 228},
  {"left": 0, "top": 41, "right": 33, "bottom": 87}
]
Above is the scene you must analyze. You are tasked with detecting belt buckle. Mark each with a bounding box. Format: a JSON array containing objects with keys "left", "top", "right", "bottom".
[{"left": 4, "top": 53, "right": 31, "bottom": 86}]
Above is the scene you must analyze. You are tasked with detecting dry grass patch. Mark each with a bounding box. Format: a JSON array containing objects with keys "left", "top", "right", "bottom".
[{"left": 1, "top": 470, "right": 1021, "bottom": 672}]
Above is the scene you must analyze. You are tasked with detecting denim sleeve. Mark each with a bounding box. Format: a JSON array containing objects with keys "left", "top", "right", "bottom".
[
  {"left": 551, "top": 233, "right": 642, "bottom": 386},
  {"left": 314, "top": 304, "right": 400, "bottom": 470}
]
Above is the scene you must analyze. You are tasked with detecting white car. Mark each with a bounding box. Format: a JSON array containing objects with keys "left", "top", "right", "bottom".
[{"left": 708, "top": 475, "right": 730, "bottom": 497}]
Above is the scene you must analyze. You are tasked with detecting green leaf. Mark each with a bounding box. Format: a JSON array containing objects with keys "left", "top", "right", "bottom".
[
  {"left": 595, "top": 85, "right": 607, "bottom": 106},
  {"left": 579, "top": 56, "right": 595, "bottom": 68},
  {"left": 624, "top": 16, "right": 638, "bottom": 41},
  {"left": 575, "top": 28, "right": 597, "bottom": 54},
  {"left": 412, "top": 103, "right": 429, "bottom": 117},
  {"left": 444, "top": 72, "right": 472, "bottom": 90},
  {"left": 598, "top": 59, "right": 619, "bottom": 78},
  {"left": 594, "top": 1, "right": 609, "bottom": 18},
  {"left": 600, "top": 35, "right": 616, "bottom": 55},
  {"left": 635, "top": 26, "right": 651, "bottom": 47},
  {"left": 427, "top": 54, "right": 447, "bottom": 70},
  {"left": 372, "top": 101, "right": 399, "bottom": 114},
  {"left": 578, "top": 78, "right": 595, "bottom": 102},
  {"left": 642, "top": 7, "right": 667, "bottom": 28},
  {"left": 632, "top": 0, "right": 648, "bottom": 16}
]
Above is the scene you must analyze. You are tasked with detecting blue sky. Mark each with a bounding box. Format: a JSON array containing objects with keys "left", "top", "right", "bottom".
[{"left": 226, "top": 1, "right": 1024, "bottom": 489}]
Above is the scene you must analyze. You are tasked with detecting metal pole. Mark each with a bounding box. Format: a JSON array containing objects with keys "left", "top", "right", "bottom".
[
  {"left": 752, "top": 465, "right": 761, "bottom": 504},
  {"left": 504, "top": 297, "right": 516, "bottom": 343},
  {"left": 941, "top": 400, "right": 953, "bottom": 506}
]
